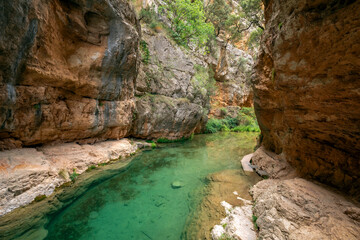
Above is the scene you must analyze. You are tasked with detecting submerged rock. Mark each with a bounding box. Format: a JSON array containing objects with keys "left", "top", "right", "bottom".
[
  {"left": 171, "top": 181, "right": 183, "bottom": 189},
  {"left": 183, "top": 169, "right": 261, "bottom": 239},
  {"left": 211, "top": 200, "right": 256, "bottom": 240}
]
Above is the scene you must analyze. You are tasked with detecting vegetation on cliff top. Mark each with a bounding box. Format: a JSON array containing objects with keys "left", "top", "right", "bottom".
[{"left": 139, "top": 0, "right": 263, "bottom": 50}]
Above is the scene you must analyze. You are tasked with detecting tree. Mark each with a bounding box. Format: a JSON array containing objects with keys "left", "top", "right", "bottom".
[
  {"left": 160, "top": 0, "right": 214, "bottom": 48},
  {"left": 205, "top": 0, "right": 232, "bottom": 36},
  {"left": 205, "top": 0, "right": 264, "bottom": 45}
]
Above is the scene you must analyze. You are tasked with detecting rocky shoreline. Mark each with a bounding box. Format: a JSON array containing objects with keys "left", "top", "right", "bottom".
[
  {"left": 211, "top": 148, "right": 360, "bottom": 239},
  {"left": 0, "top": 139, "right": 152, "bottom": 217},
  {"left": 0, "top": 139, "right": 152, "bottom": 239}
]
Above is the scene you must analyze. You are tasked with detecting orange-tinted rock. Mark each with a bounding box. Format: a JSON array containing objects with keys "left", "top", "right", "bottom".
[
  {"left": 0, "top": 0, "right": 140, "bottom": 149},
  {"left": 254, "top": 0, "right": 360, "bottom": 198}
]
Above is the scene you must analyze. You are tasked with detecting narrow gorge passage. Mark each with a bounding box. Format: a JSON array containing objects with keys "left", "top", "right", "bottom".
[{"left": 39, "top": 133, "right": 259, "bottom": 240}]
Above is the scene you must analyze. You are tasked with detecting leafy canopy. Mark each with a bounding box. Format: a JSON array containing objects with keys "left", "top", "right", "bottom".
[
  {"left": 160, "top": 0, "right": 214, "bottom": 48},
  {"left": 205, "top": 0, "right": 264, "bottom": 45}
]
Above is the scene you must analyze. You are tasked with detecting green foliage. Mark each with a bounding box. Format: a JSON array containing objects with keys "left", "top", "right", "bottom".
[
  {"left": 160, "top": 0, "right": 214, "bottom": 48},
  {"left": 140, "top": 40, "right": 150, "bottom": 64},
  {"left": 139, "top": 7, "right": 157, "bottom": 24},
  {"left": 205, "top": 0, "right": 264, "bottom": 45},
  {"left": 220, "top": 107, "right": 228, "bottom": 115},
  {"left": 85, "top": 165, "right": 97, "bottom": 172},
  {"left": 34, "top": 194, "right": 47, "bottom": 202},
  {"left": 205, "top": 107, "right": 260, "bottom": 133},
  {"left": 151, "top": 142, "right": 157, "bottom": 148},
  {"left": 140, "top": 7, "right": 162, "bottom": 31},
  {"left": 218, "top": 233, "right": 236, "bottom": 240},
  {"left": 205, "top": 0, "right": 231, "bottom": 36},
  {"left": 192, "top": 64, "right": 217, "bottom": 97},
  {"left": 252, "top": 215, "right": 259, "bottom": 230},
  {"left": 157, "top": 134, "right": 193, "bottom": 143},
  {"left": 271, "top": 68, "right": 276, "bottom": 83},
  {"left": 205, "top": 118, "right": 234, "bottom": 133},
  {"left": 33, "top": 103, "right": 40, "bottom": 110},
  {"left": 247, "top": 27, "right": 263, "bottom": 50},
  {"left": 69, "top": 169, "right": 79, "bottom": 183},
  {"left": 278, "top": 22, "right": 283, "bottom": 29},
  {"left": 222, "top": 223, "right": 228, "bottom": 228}
]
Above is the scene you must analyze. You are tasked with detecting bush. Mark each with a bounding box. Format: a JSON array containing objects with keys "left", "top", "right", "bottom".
[
  {"left": 34, "top": 195, "right": 46, "bottom": 202},
  {"left": 205, "top": 107, "right": 260, "bottom": 133},
  {"left": 139, "top": 7, "right": 157, "bottom": 24},
  {"left": 85, "top": 165, "right": 97, "bottom": 172},
  {"left": 192, "top": 64, "right": 217, "bottom": 97},
  {"left": 69, "top": 169, "right": 79, "bottom": 183},
  {"left": 140, "top": 40, "right": 150, "bottom": 64},
  {"left": 205, "top": 118, "right": 225, "bottom": 133}
]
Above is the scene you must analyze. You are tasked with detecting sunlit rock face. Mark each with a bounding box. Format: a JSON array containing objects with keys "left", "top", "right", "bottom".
[
  {"left": 253, "top": 0, "right": 360, "bottom": 198},
  {"left": 0, "top": 0, "right": 140, "bottom": 149}
]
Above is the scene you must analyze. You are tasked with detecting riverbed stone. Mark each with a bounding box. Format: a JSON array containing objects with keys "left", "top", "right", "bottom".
[{"left": 171, "top": 181, "right": 183, "bottom": 189}]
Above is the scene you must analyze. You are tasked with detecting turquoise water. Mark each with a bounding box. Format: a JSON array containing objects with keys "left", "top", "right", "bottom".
[{"left": 44, "top": 132, "right": 258, "bottom": 240}]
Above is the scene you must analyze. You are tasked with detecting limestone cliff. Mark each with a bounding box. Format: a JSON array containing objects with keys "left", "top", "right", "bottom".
[
  {"left": 253, "top": 0, "right": 360, "bottom": 198},
  {"left": 132, "top": 27, "right": 210, "bottom": 139},
  {"left": 209, "top": 41, "right": 254, "bottom": 118},
  {"left": 0, "top": 0, "right": 140, "bottom": 150}
]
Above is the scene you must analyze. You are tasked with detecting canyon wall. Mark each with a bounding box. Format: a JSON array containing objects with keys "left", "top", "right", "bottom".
[
  {"left": 209, "top": 41, "right": 254, "bottom": 118},
  {"left": 0, "top": 0, "right": 140, "bottom": 150},
  {"left": 253, "top": 0, "right": 360, "bottom": 198},
  {"left": 132, "top": 28, "right": 210, "bottom": 139}
]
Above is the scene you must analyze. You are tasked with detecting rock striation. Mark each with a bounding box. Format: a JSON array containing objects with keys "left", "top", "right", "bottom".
[
  {"left": 0, "top": 0, "right": 140, "bottom": 150},
  {"left": 253, "top": 0, "right": 360, "bottom": 198}
]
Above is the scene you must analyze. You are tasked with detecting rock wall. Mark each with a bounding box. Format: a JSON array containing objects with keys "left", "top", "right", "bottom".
[
  {"left": 0, "top": 0, "right": 140, "bottom": 150},
  {"left": 209, "top": 42, "right": 254, "bottom": 117},
  {"left": 253, "top": 0, "right": 360, "bottom": 198},
  {"left": 132, "top": 28, "right": 211, "bottom": 139}
]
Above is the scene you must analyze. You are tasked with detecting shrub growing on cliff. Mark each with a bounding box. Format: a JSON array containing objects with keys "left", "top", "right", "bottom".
[
  {"left": 33, "top": 194, "right": 47, "bottom": 202},
  {"left": 192, "top": 64, "right": 217, "bottom": 97},
  {"left": 140, "top": 40, "right": 150, "bottom": 64},
  {"left": 160, "top": 0, "right": 214, "bottom": 48},
  {"left": 70, "top": 169, "right": 79, "bottom": 183}
]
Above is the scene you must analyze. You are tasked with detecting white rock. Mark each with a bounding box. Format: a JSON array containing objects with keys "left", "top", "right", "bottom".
[{"left": 241, "top": 153, "right": 254, "bottom": 172}]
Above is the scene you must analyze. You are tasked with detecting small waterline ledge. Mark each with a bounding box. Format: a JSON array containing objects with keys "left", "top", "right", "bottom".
[{"left": 0, "top": 132, "right": 259, "bottom": 240}]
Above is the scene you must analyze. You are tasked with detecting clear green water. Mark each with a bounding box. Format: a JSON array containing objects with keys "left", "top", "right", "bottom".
[{"left": 44, "top": 132, "right": 257, "bottom": 240}]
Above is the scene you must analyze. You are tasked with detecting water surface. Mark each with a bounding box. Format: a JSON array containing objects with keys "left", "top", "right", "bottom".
[{"left": 44, "top": 132, "right": 258, "bottom": 240}]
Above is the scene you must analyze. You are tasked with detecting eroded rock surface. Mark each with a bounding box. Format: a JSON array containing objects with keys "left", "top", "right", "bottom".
[
  {"left": 132, "top": 28, "right": 210, "bottom": 139},
  {"left": 0, "top": 0, "right": 140, "bottom": 150},
  {"left": 210, "top": 42, "right": 254, "bottom": 117},
  {"left": 251, "top": 178, "right": 360, "bottom": 240},
  {"left": 0, "top": 139, "right": 138, "bottom": 216},
  {"left": 253, "top": 0, "right": 360, "bottom": 198}
]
